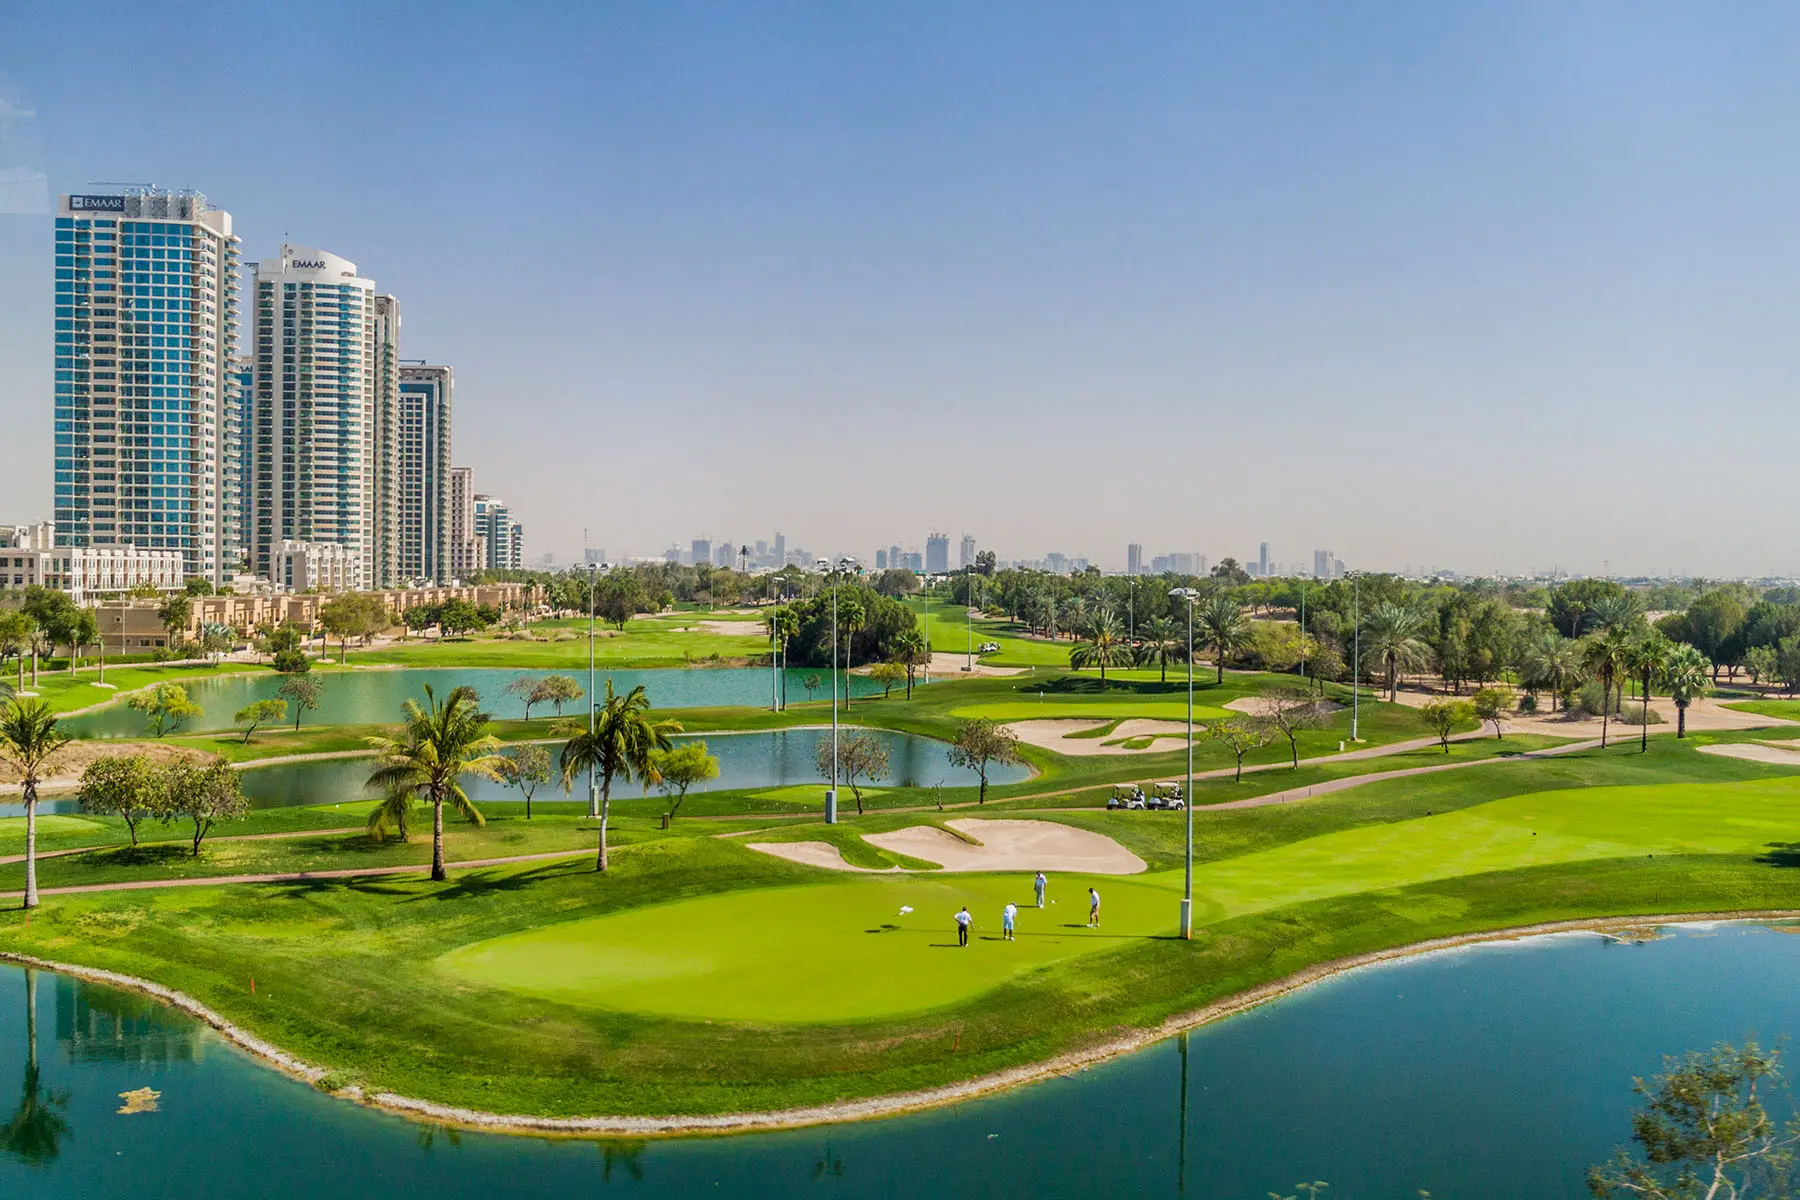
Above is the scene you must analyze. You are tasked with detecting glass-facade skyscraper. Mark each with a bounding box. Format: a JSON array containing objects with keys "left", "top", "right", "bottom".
[
  {"left": 53, "top": 190, "right": 240, "bottom": 584},
  {"left": 396, "top": 364, "right": 452, "bottom": 583},
  {"left": 248, "top": 245, "right": 377, "bottom": 588}
]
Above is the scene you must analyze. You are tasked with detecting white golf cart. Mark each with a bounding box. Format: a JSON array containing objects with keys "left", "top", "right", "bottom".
[
  {"left": 1106, "top": 784, "right": 1147, "bottom": 811},
  {"left": 1149, "top": 782, "right": 1185, "bottom": 810}
]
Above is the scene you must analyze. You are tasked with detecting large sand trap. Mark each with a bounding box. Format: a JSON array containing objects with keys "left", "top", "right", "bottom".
[
  {"left": 1698, "top": 741, "right": 1800, "bottom": 766},
  {"left": 1005, "top": 718, "right": 1193, "bottom": 756},
  {"left": 0, "top": 740, "right": 214, "bottom": 792},
  {"left": 1225, "top": 696, "right": 1343, "bottom": 718},
  {"left": 698, "top": 620, "right": 766, "bottom": 637},
  {"left": 745, "top": 841, "right": 895, "bottom": 872},
  {"left": 866, "top": 819, "right": 1145, "bottom": 874},
  {"left": 922, "top": 652, "right": 1027, "bottom": 679}
]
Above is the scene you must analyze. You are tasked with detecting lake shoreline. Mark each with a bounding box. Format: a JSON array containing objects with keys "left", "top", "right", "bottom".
[{"left": 6, "top": 908, "right": 1792, "bottom": 1139}]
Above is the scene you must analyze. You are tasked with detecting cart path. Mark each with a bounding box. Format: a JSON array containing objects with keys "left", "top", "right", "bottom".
[
  {"left": 0, "top": 847, "right": 592, "bottom": 900},
  {"left": 0, "top": 826, "right": 362, "bottom": 867}
]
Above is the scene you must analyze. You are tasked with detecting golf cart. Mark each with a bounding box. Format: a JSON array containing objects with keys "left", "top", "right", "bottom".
[
  {"left": 1149, "top": 782, "right": 1185, "bottom": 811},
  {"left": 978, "top": 641, "right": 1000, "bottom": 653},
  {"left": 1106, "top": 784, "right": 1147, "bottom": 811}
]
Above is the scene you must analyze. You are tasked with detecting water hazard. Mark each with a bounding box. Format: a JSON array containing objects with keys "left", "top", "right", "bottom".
[{"left": 2, "top": 923, "right": 1797, "bottom": 1196}]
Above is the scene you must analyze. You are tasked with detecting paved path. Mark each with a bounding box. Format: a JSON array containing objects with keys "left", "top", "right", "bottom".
[{"left": 0, "top": 847, "right": 592, "bottom": 900}]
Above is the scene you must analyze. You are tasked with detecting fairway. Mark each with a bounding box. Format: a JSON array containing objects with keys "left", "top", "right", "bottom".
[
  {"left": 438, "top": 872, "right": 1178, "bottom": 1022},
  {"left": 439, "top": 777, "right": 1800, "bottom": 1025}
]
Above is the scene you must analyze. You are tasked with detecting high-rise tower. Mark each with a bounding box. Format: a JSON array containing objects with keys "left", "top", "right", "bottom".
[
  {"left": 53, "top": 189, "right": 240, "bottom": 584},
  {"left": 249, "top": 245, "right": 378, "bottom": 587},
  {"left": 397, "top": 365, "right": 452, "bottom": 583}
]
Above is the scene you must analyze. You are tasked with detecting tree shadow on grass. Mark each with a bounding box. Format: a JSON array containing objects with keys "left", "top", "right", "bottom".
[
  {"left": 90, "top": 844, "right": 193, "bottom": 870},
  {"left": 261, "top": 876, "right": 416, "bottom": 901},
  {"left": 1756, "top": 843, "right": 1800, "bottom": 868},
  {"left": 398, "top": 861, "right": 575, "bottom": 903}
]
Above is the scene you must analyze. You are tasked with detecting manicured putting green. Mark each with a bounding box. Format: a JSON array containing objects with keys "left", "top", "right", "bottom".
[
  {"left": 950, "top": 700, "right": 1238, "bottom": 723},
  {"left": 438, "top": 872, "right": 1178, "bottom": 1023}
]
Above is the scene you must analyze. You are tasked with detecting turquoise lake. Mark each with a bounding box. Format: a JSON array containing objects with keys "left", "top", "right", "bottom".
[
  {"left": 63, "top": 667, "right": 891, "bottom": 738},
  {"left": 232, "top": 727, "right": 1034, "bottom": 809},
  {"left": 2, "top": 922, "right": 1796, "bottom": 1196}
]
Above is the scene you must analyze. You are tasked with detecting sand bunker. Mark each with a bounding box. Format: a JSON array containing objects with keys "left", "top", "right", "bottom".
[
  {"left": 1225, "top": 696, "right": 1342, "bottom": 718},
  {"left": 866, "top": 819, "right": 1145, "bottom": 875},
  {"left": 745, "top": 841, "right": 896, "bottom": 872},
  {"left": 1698, "top": 741, "right": 1800, "bottom": 766},
  {"left": 697, "top": 620, "right": 766, "bottom": 637},
  {"left": 1005, "top": 718, "right": 1192, "bottom": 756}
]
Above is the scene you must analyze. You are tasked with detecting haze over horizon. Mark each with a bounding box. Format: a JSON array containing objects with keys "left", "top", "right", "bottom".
[{"left": 3, "top": 2, "right": 1797, "bottom": 578}]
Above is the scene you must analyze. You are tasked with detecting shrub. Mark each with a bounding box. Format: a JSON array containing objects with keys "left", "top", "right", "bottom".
[{"left": 1575, "top": 681, "right": 1619, "bottom": 718}]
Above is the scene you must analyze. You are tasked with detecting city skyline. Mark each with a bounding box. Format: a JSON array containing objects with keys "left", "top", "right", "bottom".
[{"left": 6, "top": 7, "right": 1800, "bottom": 577}]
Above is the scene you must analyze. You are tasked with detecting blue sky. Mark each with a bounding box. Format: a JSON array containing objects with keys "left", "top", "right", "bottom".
[{"left": 3, "top": 2, "right": 1798, "bottom": 575}]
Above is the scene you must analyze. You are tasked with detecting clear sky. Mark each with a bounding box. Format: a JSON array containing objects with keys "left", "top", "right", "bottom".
[{"left": 2, "top": 2, "right": 1797, "bottom": 577}]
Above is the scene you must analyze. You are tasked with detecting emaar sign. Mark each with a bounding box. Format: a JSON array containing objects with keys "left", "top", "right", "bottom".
[
  {"left": 69, "top": 194, "right": 126, "bottom": 212},
  {"left": 290, "top": 258, "right": 326, "bottom": 270}
]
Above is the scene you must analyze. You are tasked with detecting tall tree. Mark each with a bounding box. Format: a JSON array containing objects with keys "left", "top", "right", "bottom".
[
  {"left": 1135, "top": 616, "right": 1183, "bottom": 683},
  {"left": 1662, "top": 644, "right": 1712, "bottom": 739},
  {"left": 1582, "top": 627, "right": 1637, "bottom": 749},
  {"left": 1626, "top": 634, "right": 1672, "bottom": 752},
  {"left": 1521, "top": 631, "right": 1583, "bottom": 710},
  {"left": 0, "top": 700, "right": 68, "bottom": 910},
  {"left": 558, "top": 680, "right": 680, "bottom": 870},
  {"left": 1069, "top": 609, "right": 1132, "bottom": 683},
  {"left": 1196, "top": 594, "right": 1251, "bottom": 684},
  {"left": 156, "top": 593, "right": 193, "bottom": 645},
  {"left": 364, "top": 685, "right": 505, "bottom": 882},
  {"left": 1362, "top": 602, "right": 1431, "bottom": 701}
]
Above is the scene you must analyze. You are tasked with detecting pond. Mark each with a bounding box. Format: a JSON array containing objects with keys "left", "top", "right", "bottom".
[
  {"left": 63, "top": 667, "right": 895, "bottom": 738},
  {"left": 1, "top": 922, "right": 1796, "bottom": 1197},
  {"left": 231, "top": 727, "right": 1033, "bottom": 810}
]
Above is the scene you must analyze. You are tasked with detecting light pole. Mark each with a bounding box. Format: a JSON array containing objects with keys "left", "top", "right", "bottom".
[
  {"left": 1298, "top": 581, "right": 1307, "bottom": 685},
  {"left": 1351, "top": 572, "right": 1361, "bottom": 742},
  {"left": 1170, "top": 586, "right": 1199, "bottom": 940},
  {"left": 966, "top": 573, "right": 975, "bottom": 672},
  {"left": 586, "top": 560, "right": 604, "bottom": 818},
  {"left": 819, "top": 557, "right": 857, "bottom": 823}
]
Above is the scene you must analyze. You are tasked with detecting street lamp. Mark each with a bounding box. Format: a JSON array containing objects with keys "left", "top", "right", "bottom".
[
  {"left": 585, "top": 560, "right": 605, "bottom": 819},
  {"left": 1169, "top": 585, "right": 1200, "bottom": 940}
]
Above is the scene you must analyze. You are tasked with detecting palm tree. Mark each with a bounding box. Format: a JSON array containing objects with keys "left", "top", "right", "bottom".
[
  {"left": 559, "top": 680, "right": 680, "bottom": 871},
  {"left": 0, "top": 699, "right": 69, "bottom": 910},
  {"left": 1196, "top": 594, "right": 1250, "bottom": 684},
  {"left": 1136, "top": 617, "right": 1183, "bottom": 683},
  {"left": 895, "top": 628, "right": 929, "bottom": 699},
  {"left": 836, "top": 591, "right": 866, "bottom": 708},
  {"left": 1586, "top": 593, "right": 1644, "bottom": 634},
  {"left": 1625, "top": 633, "right": 1671, "bottom": 753},
  {"left": 364, "top": 685, "right": 505, "bottom": 882},
  {"left": 1662, "top": 643, "right": 1712, "bottom": 739},
  {"left": 1521, "top": 631, "right": 1582, "bottom": 710},
  {"left": 1069, "top": 610, "right": 1133, "bottom": 683},
  {"left": 1362, "top": 602, "right": 1431, "bottom": 701},
  {"left": 1582, "top": 627, "right": 1635, "bottom": 749}
]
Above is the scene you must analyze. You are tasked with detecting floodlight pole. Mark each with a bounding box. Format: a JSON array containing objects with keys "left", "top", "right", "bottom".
[
  {"left": 586, "top": 560, "right": 600, "bottom": 818},
  {"left": 1351, "top": 573, "right": 1361, "bottom": 742},
  {"left": 966, "top": 574, "right": 975, "bottom": 671},
  {"left": 1171, "top": 586, "right": 1199, "bottom": 939}
]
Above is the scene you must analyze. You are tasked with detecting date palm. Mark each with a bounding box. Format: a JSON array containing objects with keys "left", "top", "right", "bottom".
[
  {"left": 1136, "top": 617, "right": 1183, "bottom": 683},
  {"left": 1521, "top": 631, "right": 1582, "bottom": 711},
  {"left": 1362, "top": 602, "right": 1431, "bottom": 701},
  {"left": 0, "top": 699, "right": 68, "bottom": 910},
  {"left": 1069, "top": 610, "right": 1132, "bottom": 683},
  {"left": 1586, "top": 593, "right": 1644, "bottom": 634},
  {"left": 1196, "top": 594, "right": 1251, "bottom": 684},
  {"left": 365, "top": 685, "right": 505, "bottom": 882},
  {"left": 559, "top": 680, "right": 680, "bottom": 871}
]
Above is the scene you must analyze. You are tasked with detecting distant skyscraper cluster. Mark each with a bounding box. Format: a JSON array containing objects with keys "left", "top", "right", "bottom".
[{"left": 50, "top": 188, "right": 516, "bottom": 591}]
